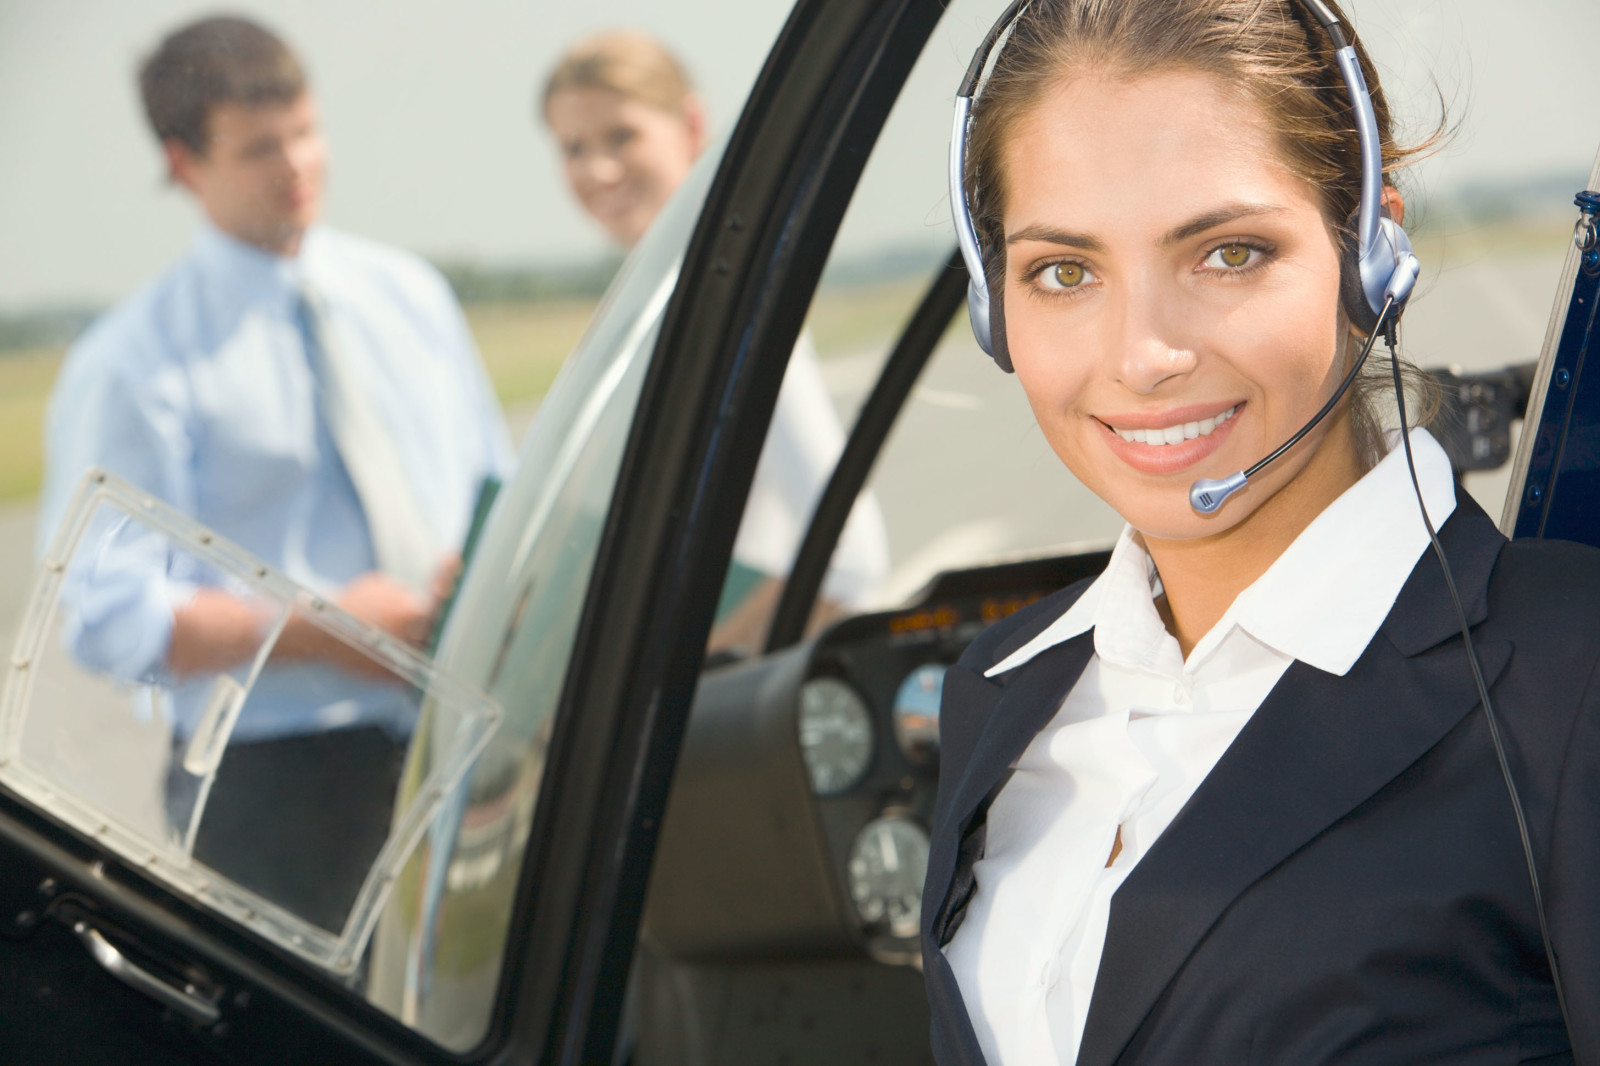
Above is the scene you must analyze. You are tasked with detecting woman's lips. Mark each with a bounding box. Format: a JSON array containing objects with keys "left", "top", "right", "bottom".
[
  {"left": 1097, "top": 402, "right": 1245, "bottom": 476},
  {"left": 588, "top": 185, "right": 643, "bottom": 222}
]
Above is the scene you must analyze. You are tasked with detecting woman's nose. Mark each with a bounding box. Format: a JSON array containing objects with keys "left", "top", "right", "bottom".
[
  {"left": 1107, "top": 279, "right": 1197, "bottom": 393},
  {"left": 1117, "top": 340, "right": 1198, "bottom": 393},
  {"left": 579, "top": 152, "right": 625, "bottom": 187}
]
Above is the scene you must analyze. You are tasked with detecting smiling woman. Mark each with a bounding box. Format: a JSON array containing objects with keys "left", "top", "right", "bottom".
[
  {"left": 921, "top": 1, "right": 1600, "bottom": 1063},
  {"left": 540, "top": 33, "right": 706, "bottom": 248},
  {"left": 537, "top": 30, "right": 891, "bottom": 655}
]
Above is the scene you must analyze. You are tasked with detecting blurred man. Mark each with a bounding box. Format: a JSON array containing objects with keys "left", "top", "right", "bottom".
[{"left": 37, "top": 16, "right": 512, "bottom": 930}]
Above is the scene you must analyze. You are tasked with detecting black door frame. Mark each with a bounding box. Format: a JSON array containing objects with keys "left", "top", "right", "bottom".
[{"left": 504, "top": 0, "right": 950, "bottom": 1061}]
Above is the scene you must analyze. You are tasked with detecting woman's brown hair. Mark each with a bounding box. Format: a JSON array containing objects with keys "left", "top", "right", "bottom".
[{"left": 965, "top": 0, "right": 1444, "bottom": 465}]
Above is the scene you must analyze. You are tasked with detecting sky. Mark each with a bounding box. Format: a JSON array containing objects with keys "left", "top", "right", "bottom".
[{"left": 1, "top": 0, "right": 1597, "bottom": 311}]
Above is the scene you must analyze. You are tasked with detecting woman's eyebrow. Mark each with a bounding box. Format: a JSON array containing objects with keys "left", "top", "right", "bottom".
[
  {"left": 1005, "top": 225, "right": 1105, "bottom": 251},
  {"left": 1161, "top": 202, "right": 1288, "bottom": 245},
  {"left": 1005, "top": 202, "right": 1287, "bottom": 251}
]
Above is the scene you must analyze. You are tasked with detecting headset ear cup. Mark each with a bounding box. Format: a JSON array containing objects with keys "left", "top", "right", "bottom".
[
  {"left": 987, "top": 251, "right": 1013, "bottom": 373},
  {"left": 1339, "top": 213, "right": 1382, "bottom": 337}
]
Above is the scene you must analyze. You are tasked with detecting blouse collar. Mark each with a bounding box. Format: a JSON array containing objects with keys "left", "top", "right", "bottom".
[{"left": 987, "top": 428, "right": 1458, "bottom": 679}]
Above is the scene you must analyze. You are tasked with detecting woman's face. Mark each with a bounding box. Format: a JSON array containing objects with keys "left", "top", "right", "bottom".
[
  {"left": 1000, "top": 69, "right": 1359, "bottom": 544},
  {"left": 546, "top": 86, "right": 704, "bottom": 248}
]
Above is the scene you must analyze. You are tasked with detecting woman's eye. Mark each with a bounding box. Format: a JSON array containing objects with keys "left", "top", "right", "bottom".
[
  {"left": 1206, "top": 242, "right": 1260, "bottom": 270},
  {"left": 1039, "top": 261, "right": 1092, "bottom": 290}
]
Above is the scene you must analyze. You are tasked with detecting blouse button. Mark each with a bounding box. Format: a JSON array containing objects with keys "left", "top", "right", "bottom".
[{"left": 1172, "top": 682, "right": 1191, "bottom": 706}]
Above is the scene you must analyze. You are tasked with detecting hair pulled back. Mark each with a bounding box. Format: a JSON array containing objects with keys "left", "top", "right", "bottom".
[
  {"left": 965, "top": 0, "right": 1443, "bottom": 463},
  {"left": 541, "top": 31, "right": 695, "bottom": 119}
]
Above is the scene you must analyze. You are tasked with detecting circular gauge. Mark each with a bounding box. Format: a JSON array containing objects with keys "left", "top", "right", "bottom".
[
  {"left": 847, "top": 816, "right": 930, "bottom": 939},
  {"left": 797, "top": 676, "right": 874, "bottom": 796},
  {"left": 892, "top": 663, "right": 945, "bottom": 765}
]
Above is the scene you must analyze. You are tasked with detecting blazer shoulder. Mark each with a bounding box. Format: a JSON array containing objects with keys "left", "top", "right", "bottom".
[
  {"left": 1489, "top": 536, "right": 1600, "bottom": 632},
  {"left": 956, "top": 575, "right": 1095, "bottom": 677}
]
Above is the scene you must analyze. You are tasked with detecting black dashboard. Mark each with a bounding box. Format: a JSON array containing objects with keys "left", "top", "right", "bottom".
[{"left": 642, "top": 548, "right": 1110, "bottom": 966}]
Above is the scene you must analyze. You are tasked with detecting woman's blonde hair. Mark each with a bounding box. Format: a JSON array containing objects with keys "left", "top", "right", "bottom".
[
  {"left": 541, "top": 31, "right": 695, "bottom": 118},
  {"left": 966, "top": 0, "right": 1444, "bottom": 465}
]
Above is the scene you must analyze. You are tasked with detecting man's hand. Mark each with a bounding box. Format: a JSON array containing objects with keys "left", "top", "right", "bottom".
[
  {"left": 172, "top": 570, "right": 444, "bottom": 682},
  {"left": 168, "top": 588, "right": 271, "bottom": 677},
  {"left": 335, "top": 572, "right": 433, "bottom": 647},
  {"left": 429, "top": 555, "right": 462, "bottom": 608},
  {"left": 275, "top": 571, "right": 433, "bottom": 679}
]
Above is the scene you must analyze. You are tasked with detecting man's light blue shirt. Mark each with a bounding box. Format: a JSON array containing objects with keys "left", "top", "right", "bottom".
[{"left": 38, "top": 221, "right": 514, "bottom": 739}]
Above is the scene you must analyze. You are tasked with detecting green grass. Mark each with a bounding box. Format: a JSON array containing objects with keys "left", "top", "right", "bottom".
[
  {"left": 0, "top": 225, "right": 1575, "bottom": 508},
  {"left": 0, "top": 302, "right": 601, "bottom": 505},
  {"left": 467, "top": 299, "right": 595, "bottom": 407},
  {"left": 1411, "top": 214, "right": 1575, "bottom": 262},
  {"left": 0, "top": 349, "right": 58, "bottom": 504},
  {"left": 807, "top": 278, "right": 927, "bottom": 357}
]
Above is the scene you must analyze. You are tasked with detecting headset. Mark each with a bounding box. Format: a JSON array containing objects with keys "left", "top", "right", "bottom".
[
  {"left": 948, "top": 0, "right": 1577, "bottom": 1048},
  {"left": 948, "top": 0, "right": 1419, "bottom": 514}
]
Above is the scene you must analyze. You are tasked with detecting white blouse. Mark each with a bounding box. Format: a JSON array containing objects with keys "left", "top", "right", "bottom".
[{"left": 943, "top": 429, "right": 1458, "bottom": 1066}]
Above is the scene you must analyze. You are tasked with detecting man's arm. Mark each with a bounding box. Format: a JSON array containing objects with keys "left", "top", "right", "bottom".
[
  {"left": 167, "top": 588, "right": 269, "bottom": 676},
  {"left": 42, "top": 320, "right": 204, "bottom": 682},
  {"left": 168, "top": 570, "right": 440, "bottom": 680}
]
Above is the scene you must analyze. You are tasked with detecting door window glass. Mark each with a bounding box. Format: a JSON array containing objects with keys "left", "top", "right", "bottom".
[
  {"left": 0, "top": 1, "right": 793, "bottom": 1050},
  {"left": 363, "top": 144, "right": 723, "bottom": 1047},
  {"left": 773, "top": 0, "right": 1127, "bottom": 621},
  {"left": 2, "top": 470, "right": 498, "bottom": 973}
]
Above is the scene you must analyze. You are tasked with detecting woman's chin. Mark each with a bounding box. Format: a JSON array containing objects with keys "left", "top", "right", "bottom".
[{"left": 1099, "top": 479, "right": 1266, "bottom": 545}]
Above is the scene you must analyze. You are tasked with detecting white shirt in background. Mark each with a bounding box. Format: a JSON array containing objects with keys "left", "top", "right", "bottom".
[{"left": 733, "top": 331, "right": 890, "bottom": 607}]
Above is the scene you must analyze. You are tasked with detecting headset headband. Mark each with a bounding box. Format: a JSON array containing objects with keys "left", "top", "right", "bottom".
[{"left": 949, "top": 0, "right": 1418, "bottom": 369}]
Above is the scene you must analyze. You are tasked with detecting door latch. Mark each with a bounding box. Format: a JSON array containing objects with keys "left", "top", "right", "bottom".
[{"left": 73, "top": 920, "right": 222, "bottom": 1027}]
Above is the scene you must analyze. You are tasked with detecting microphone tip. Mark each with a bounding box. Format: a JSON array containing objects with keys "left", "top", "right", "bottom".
[{"left": 1189, "top": 471, "right": 1249, "bottom": 514}]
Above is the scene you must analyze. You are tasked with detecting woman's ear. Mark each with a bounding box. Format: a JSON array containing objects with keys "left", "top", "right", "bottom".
[
  {"left": 1381, "top": 185, "right": 1405, "bottom": 226},
  {"left": 683, "top": 93, "right": 709, "bottom": 160}
]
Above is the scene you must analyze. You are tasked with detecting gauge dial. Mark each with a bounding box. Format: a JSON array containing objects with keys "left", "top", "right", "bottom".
[
  {"left": 848, "top": 816, "right": 930, "bottom": 939},
  {"left": 892, "top": 663, "right": 944, "bottom": 765},
  {"left": 797, "top": 676, "right": 874, "bottom": 796}
]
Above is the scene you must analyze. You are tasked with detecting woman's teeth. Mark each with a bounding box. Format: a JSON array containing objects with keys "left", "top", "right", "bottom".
[{"left": 1114, "top": 405, "right": 1237, "bottom": 446}]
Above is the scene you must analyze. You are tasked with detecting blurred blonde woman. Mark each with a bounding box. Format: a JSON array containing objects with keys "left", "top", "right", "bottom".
[{"left": 542, "top": 31, "right": 889, "bottom": 651}]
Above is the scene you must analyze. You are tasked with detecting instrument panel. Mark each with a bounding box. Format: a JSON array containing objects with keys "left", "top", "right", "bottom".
[
  {"left": 642, "top": 549, "right": 1109, "bottom": 966},
  {"left": 796, "top": 549, "right": 1112, "bottom": 961}
]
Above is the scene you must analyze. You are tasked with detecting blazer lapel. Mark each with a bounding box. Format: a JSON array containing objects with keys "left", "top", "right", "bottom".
[
  {"left": 928, "top": 634, "right": 1097, "bottom": 945},
  {"left": 1076, "top": 499, "right": 1511, "bottom": 1066},
  {"left": 925, "top": 634, "right": 1096, "bottom": 1066},
  {"left": 944, "top": 636, "right": 1097, "bottom": 842}
]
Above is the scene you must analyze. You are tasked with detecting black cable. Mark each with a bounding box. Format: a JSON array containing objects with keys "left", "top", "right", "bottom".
[
  {"left": 1242, "top": 302, "right": 1389, "bottom": 481},
  {"left": 1387, "top": 336, "right": 1577, "bottom": 1047}
]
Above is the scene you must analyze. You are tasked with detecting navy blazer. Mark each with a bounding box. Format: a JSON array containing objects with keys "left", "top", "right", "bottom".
[{"left": 921, "top": 496, "right": 1600, "bottom": 1065}]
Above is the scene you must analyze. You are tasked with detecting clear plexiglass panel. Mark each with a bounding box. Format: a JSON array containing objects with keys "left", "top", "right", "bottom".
[
  {"left": 361, "top": 133, "right": 722, "bottom": 1049},
  {"left": 1, "top": 468, "right": 501, "bottom": 974}
]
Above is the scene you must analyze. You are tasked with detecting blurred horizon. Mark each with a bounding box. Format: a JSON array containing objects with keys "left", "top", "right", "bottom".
[
  {"left": 3, "top": 0, "right": 1599, "bottom": 316},
  {"left": 0, "top": 168, "right": 1590, "bottom": 352}
]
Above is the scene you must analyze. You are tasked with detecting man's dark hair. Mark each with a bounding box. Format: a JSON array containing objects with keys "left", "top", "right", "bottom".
[{"left": 139, "top": 16, "right": 306, "bottom": 154}]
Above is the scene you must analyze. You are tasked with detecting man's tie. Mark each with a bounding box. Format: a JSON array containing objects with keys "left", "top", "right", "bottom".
[{"left": 299, "top": 284, "right": 438, "bottom": 595}]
